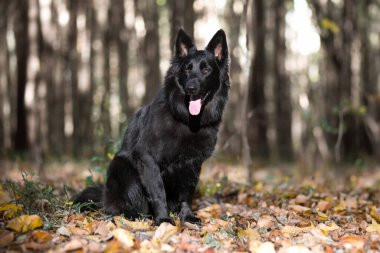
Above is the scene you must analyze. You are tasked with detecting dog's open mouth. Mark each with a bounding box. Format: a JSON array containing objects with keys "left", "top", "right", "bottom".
[{"left": 188, "top": 92, "right": 210, "bottom": 116}]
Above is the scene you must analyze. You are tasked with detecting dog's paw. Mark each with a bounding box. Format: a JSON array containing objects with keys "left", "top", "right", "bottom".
[
  {"left": 180, "top": 213, "right": 201, "bottom": 225},
  {"left": 155, "top": 216, "right": 175, "bottom": 226}
]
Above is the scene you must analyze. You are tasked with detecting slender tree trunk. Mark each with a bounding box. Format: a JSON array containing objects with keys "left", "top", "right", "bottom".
[
  {"left": 141, "top": 0, "right": 161, "bottom": 103},
  {"left": 112, "top": 0, "right": 131, "bottom": 125},
  {"left": 359, "top": 0, "right": 379, "bottom": 160},
  {"left": 13, "top": 0, "right": 29, "bottom": 153},
  {"left": 67, "top": 0, "right": 80, "bottom": 156},
  {"left": 0, "top": 1, "right": 7, "bottom": 151},
  {"left": 101, "top": 6, "right": 112, "bottom": 142},
  {"left": 48, "top": 1, "right": 65, "bottom": 156},
  {"left": 85, "top": 2, "right": 96, "bottom": 151},
  {"left": 247, "top": 0, "right": 269, "bottom": 159},
  {"left": 273, "top": 0, "right": 293, "bottom": 161},
  {"left": 169, "top": 0, "right": 195, "bottom": 52},
  {"left": 219, "top": 0, "right": 243, "bottom": 156}
]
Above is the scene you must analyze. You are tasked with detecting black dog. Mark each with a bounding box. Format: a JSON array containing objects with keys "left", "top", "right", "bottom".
[{"left": 74, "top": 29, "right": 229, "bottom": 225}]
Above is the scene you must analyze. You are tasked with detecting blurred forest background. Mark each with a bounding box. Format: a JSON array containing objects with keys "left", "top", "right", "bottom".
[{"left": 0, "top": 0, "right": 380, "bottom": 173}]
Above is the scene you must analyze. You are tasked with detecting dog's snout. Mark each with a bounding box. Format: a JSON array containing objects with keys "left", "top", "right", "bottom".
[
  {"left": 185, "top": 79, "right": 200, "bottom": 95},
  {"left": 186, "top": 85, "right": 197, "bottom": 94}
]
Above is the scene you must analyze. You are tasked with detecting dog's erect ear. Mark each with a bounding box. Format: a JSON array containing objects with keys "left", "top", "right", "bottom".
[
  {"left": 206, "top": 29, "right": 228, "bottom": 62},
  {"left": 175, "top": 29, "right": 196, "bottom": 58}
]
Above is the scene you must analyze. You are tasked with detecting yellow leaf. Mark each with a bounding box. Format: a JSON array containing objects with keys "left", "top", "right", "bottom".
[
  {"left": 107, "top": 152, "right": 115, "bottom": 160},
  {"left": 237, "top": 228, "right": 261, "bottom": 241},
  {"left": 113, "top": 228, "right": 135, "bottom": 248},
  {"left": 334, "top": 203, "right": 346, "bottom": 212},
  {"left": 317, "top": 222, "right": 340, "bottom": 235},
  {"left": 317, "top": 211, "right": 329, "bottom": 221},
  {"left": 64, "top": 201, "right": 73, "bottom": 206},
  {"left": 370, "top": 207, "right": 380, "bottom": 223},
  {"left": 366, "top": 219, "right": 380, "bottom": 233},
  {"left": 0, "top": 203, "right": 22, "bottom": 219},
  {"left": 321, "top": 18, "right": 340, "bottom": 33},
  {"left": 6, "top": 214, "right": 43, "bottom": 233}
]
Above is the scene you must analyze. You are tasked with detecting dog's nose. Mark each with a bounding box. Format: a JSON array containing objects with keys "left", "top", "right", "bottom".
[
  {"left": 186, "top": 79, "right": 200, "bottom": 95},
  {"left": 186, "top": 85, "right": 198, "bottom": 95}
]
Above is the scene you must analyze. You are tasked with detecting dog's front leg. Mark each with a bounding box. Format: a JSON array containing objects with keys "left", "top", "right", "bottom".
[
  {"left": 137, "top": 153, "right": 174, "bottom": 226},
  {"left": 178, "top": 165, "right": 202, "bottom": 224}
]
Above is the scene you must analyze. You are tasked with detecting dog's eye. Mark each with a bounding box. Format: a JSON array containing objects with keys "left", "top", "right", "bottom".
[
  {"left": 185, "top": 64, "right": 192, "bottom": 74},
  {"left": 201, "top": 67, "right": 210, "bottom": 75}
]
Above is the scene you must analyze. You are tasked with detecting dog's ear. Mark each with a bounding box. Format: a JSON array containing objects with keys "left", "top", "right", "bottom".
[
  {"left": 175, "top": 29, "right": 196, "bottom": 58},
  {"left": 206, "top": 29, "right": 228, "bottom": 62}
]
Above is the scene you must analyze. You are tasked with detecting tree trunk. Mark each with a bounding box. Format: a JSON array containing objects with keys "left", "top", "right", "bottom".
[
  {"left": 67, "top": 0, "right": 80, "bottom": 156},
  {"left": 49, "top": 1, "right": 65, "bottom": 156},
  {"left": 141, "top": 0, "right": 161, "bottom": 104},
  {"left": 112, "top": 0, "right": 131, "bottom": 125},
  {"left": 169, "top": 0, "right": 195, "bottom": 53},
  {"left": 0, "top": 1, "right": 7, "bottom": 151},
  {"left": 219, "top": 0, "right": 243, "bottom": 157},
  {"left": 247, "top": 0, "right": 269, "bottom": 159},
  {"left": 13, "top": 0, "right": 29, "bottom": 153},
  {"left": 85, "top": 2, "right": 96, "bottom": 151},
  {"left": 101, "top": 6, "right": 112, "bottom": 142},
  {"left": 273, "top": 0, "right": 293, "bottom": 161}
]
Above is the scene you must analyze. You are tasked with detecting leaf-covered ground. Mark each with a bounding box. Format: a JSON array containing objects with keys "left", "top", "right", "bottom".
[{"left": 0, "top": 161, "right": 379, "bottom": 252}]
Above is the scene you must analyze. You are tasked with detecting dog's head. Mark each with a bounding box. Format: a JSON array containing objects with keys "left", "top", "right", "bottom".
[{"left": 172, "top": 29, "right": 229, "bottom": 116}]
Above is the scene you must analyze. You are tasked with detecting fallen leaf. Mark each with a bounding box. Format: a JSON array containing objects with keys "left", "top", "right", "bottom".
[
  {"left": 316, "top": 200, "right": 333, "bottom": 211},
  {"left": 0, "top": 203, "right": 22, "bottom": 219},
  {"left": 113, "top": 228, "right": 135, "bottom": 248},
  {"left": 317, "top": 221, "right": 340, "bottom": 234},
  {"left": 62, "top": 238, "right": 87, "bottom": 252},
  {"left": 317, "top": 211, "right": 329, "bottom": 221},
  {"left": 339, "top": 236, "right": 365, "bottom": 249},
  {"left": 86, "top": 240, "right": 106, "bottom": 252},
  {"left": 251, "top": 241, "right": 276, "bottom": 253},
  {"left": 0, "top": 229, "right": 15, "bottom": 247},
  {"left": 370, "top": 207, "right": 380, "bottom": 223},
  {"left": 57, "top": 226, "right": 71, "bottom": 237},
  {"left": 6, "top": 214, "right": 43, "bottom": 233},
  {"left": 257, "top": 215, "right": 276, "bottom": 229},
  {"left": 366, "top": 219, "right": 380, "bottom": 233},
  {"left": 278, "top": 245, "right": 312, "bottom": 253},
  {"left": 237, "top": 228, "right": 261, "bottom": 241},
  {"left": 114, "top": 216, "right": 151, "bottom": 231},
  {"left": 295, "top": 194, "right": 310, "bottom": 205},
  {"left": 288, "top": 205, "right": 312, "bottom": 216},
  {"left": 67, "top": 226, "right": 90, "bottom": 236},
  {"left": 282, "top": 225, "right": 312, "bottom": 237},
  {"left": 153, "top": 222, "right": 178, "bottom": 245},
  {"left": 31, "top": 230, "right": 52, "bottom": 243}
]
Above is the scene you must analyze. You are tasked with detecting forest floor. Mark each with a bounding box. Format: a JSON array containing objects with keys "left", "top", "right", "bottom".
[{"left": 0, "top": 159, "right": 379, "bottom": 253}]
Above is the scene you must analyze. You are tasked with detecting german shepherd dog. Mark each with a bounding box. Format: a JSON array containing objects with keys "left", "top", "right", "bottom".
[{"left": 74, "top": 29, "right": 229, "bottom": 225}]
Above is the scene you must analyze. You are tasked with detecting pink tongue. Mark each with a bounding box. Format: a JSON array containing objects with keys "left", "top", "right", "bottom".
[{"left": 189, "top": 99, "right": 202, "bottom": 115}]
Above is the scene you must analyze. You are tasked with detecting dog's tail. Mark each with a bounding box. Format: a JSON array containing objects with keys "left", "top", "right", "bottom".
[{"left": 72, "top": 185, "right": 104, "bottom": 210}]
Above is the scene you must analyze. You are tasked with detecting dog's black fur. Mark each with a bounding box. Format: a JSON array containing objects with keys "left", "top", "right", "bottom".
[{"left": 73, "top": 29, "right": 229, "bottom": 225}]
